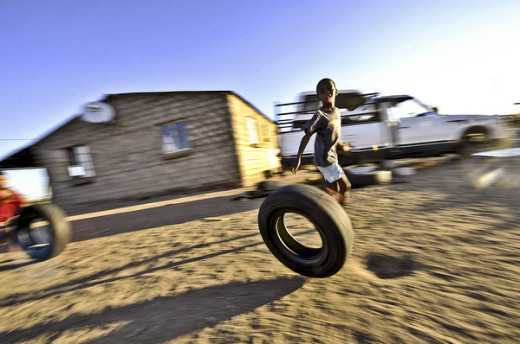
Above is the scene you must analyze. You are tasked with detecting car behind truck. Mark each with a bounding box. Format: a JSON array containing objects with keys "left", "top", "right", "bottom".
[{"left": 277, "top": 90, "right": 509, "bottom": 167}]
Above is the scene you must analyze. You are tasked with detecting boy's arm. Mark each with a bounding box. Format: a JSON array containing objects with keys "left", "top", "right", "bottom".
[
  {"left": 1, "top": 189, "right": 26, "bottom": 207},
  {"left": 0, "top": 188, "right": 14, "bottom": 204},
  {"left": 337, "top": 140, "right": 352, "bottom": 152},
  {"left": 291, "top": 132, "right": 312, "bottom": 174}
]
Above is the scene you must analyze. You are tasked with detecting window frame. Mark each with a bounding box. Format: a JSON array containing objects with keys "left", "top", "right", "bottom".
[
  {"left": 158, "top": 119, "right": 191, "bottom": 159},
  {"left": 246, "top": 117, "right": 259, "bottom": 145},
  {"left": 67, "top": 145, "right": 96, "bottom": 183}
]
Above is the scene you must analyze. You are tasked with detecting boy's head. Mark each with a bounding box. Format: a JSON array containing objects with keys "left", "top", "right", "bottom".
[
  {"left": 316, "top": 78, "right": 338, "bottom": 108},
  {"left": 316, "top": 78, "right": 337, "bottom": 94}
]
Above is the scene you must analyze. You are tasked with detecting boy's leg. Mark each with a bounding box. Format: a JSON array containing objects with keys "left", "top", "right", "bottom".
[
  {"left": 317, "top": 163, "right": 350, "bottom": 206},
  {"left": 338, "top": 173, "right": 351, "bottom": 204},
  {"left": 325, "top": 184, "right": 344, "bottom": 205},
  {"left": 326, "top": 174, "right": 350, "bottom": 206},
  {"left": 0, "top": 223, "right": 7, "bottom": 241}
]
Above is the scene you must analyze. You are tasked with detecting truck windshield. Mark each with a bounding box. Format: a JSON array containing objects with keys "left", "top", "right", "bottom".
[{"left": 387, "top": 98, "right": 434, "bottom": 121}]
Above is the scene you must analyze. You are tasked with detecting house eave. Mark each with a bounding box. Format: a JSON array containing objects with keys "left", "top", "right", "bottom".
[{"left": 0, "top": 145, "right": 39, "bottom": 169}]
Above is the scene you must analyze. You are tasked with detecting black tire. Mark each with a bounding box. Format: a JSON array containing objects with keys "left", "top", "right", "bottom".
[
  {"left": 14, "top": 203, "right": 71, "bottom": 261},
  {"left": 345, "top": 170, "right": 392, "bottom": 187},
  {"left": 258, "top": 184, "right": 354, "bottom": 277}
]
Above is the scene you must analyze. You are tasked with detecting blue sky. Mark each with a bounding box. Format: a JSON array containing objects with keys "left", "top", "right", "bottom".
[{"left": 1, "top": 0, "right": 519, "bottom": 199}]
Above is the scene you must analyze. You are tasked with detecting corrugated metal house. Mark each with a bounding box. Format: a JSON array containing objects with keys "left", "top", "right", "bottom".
[{"left": 0, "top": 91, "right": 281, "bottom": 207}]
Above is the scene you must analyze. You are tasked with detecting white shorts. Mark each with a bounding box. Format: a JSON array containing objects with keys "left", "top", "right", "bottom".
[{"left": 317, "top": 163, "right": 345, "bottom": 183}]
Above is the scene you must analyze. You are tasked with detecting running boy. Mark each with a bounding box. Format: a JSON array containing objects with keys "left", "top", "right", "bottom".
[{"left": 291, "top": 78, "right": 351, "bottom": 205}]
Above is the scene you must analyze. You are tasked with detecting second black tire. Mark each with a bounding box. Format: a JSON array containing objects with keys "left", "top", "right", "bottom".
[
  {"left": 14, "top": 203, "right": 72, "bottom": 261},
  {"left": 258, "top": 184, "right": 354, "bottom": 277}
]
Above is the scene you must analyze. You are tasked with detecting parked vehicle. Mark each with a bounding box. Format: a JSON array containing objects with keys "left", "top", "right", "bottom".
[{"left": 277, "top": 91, "right": 509, "bottom": 166}]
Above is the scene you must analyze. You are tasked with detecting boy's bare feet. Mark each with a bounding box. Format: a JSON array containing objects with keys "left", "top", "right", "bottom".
[{"left": 325, "top": 187, "right": 345, "bottom": 206}]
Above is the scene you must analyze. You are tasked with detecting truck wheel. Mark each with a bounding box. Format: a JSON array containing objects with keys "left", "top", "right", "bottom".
[
  {"left": 14, "top": 204, "right": 71, "bottom": 261},
  {"left": 258, "top": 184, "right": 354, "bottom": 277},
  {"left": 457, "top": 128, "right": 490, "bottom": 157}
]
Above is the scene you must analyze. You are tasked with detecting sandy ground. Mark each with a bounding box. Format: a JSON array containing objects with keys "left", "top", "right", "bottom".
[{"left": 1, "top": 151, "right": 520, "bottom": 343}]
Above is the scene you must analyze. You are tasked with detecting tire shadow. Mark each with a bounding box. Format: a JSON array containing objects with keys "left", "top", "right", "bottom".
[
  {"left": 0, "top": 277, "right": 305, "bottom": 344},
  {"left": 0, "top": 233, "right": 263, "bottom": 308}
]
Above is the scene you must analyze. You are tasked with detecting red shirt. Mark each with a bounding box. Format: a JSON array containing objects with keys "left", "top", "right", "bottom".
[{"left": 0, "top": 190, "right": 26, "bottom": 223}]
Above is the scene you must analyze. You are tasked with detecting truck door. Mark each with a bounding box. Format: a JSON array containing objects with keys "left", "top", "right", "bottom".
[
  {"left": 386, "top": 98, "right": 447, "bottom": 146},
  {"left": 340, "top": 104, "right": 391, "bottom": 151}
]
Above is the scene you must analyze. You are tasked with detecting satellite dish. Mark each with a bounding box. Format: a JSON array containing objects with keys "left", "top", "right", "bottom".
[{"left": 81, "top": 102, "right": 116, "bottom": 123}]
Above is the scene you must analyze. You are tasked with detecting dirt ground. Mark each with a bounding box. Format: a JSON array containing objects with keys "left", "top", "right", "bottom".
[{"left": 1, "top": 152, "right": 520, "bottom": 343}]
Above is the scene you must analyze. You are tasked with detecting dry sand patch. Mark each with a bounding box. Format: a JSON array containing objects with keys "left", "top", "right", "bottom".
[{"left": 1, "top": 156, "right": 520, "bottom": 343}]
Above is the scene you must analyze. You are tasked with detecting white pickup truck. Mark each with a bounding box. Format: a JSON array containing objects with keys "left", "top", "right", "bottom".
[{"left": 277, "top": 91, "right": 509, "bottom": 166}]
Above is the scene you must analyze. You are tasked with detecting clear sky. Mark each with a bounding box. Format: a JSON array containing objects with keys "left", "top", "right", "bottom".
[{"left": 1, "top": 0, "right": 519, "bottom": 199}]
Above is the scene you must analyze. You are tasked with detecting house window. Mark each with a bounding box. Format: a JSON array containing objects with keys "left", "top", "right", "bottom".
[
  {"left": 246, "top": 117, "right": 258, "bottom": 144},
  {"left": 160, "top": 120, "right": 190, "bottom": 155},
  {"left": 261, "top": 124, "right": 271, "bottom": 143},
  {"left": 68, "top": 145, "right": 96, "bottom": 178}
]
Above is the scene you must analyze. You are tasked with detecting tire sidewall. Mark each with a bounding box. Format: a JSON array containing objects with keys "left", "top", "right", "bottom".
[
  {"left": 15, "top": 203, "right": 71, "bottom": 260},
  {"left": 258, "top": 184, "right": 353, "bottom": 277}
]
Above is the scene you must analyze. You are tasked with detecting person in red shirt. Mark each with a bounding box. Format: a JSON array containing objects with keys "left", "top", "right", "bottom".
[
  {"left": 0, "top": 171, "right": 27, "bottom": 257},
  {"left": 0, "top": 171, "right": 26, "bottom": 227}
]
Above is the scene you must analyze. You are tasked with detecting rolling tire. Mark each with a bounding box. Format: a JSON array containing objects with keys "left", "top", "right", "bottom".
[
  {"left": 258, "top": 184, "right": 354, "bottom": 278},
  {"left": 14, "top": 203, "right": 71, "bottom": 261}
]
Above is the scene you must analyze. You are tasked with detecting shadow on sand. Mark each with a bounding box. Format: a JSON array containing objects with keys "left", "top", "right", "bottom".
[
  {"left": 0, "top": 276, "right": 305, "bottom": 343},
  {"left": 0, "top": 231, "right": 266, "bottom": 308}
]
